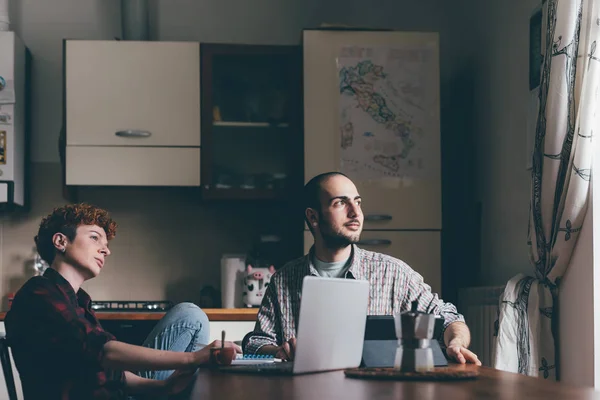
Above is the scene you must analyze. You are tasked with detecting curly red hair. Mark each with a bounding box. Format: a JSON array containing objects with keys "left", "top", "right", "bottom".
[{"left": 34, "top": 203, "right": 118, "bottom": 265}]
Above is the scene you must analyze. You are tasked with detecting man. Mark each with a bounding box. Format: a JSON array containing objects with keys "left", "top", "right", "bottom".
[
  {"left": 5, "top": 203, "right": 241, "bottom": 399},
  {"left": 243, "top": 172, "right": 480, "bottom": 365}
]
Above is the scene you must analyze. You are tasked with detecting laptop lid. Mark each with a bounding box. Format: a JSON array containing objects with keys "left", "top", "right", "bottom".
[{"left": 292, "top": 276, "right": 370, "bottom": 374}]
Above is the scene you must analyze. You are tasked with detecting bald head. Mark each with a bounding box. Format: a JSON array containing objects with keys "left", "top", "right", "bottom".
[
  {"left": 303, "top": 173, "right": 363, "bottom": 249},
  {"left": 303, "top": 172, "right": 349, "bottom": 218}
]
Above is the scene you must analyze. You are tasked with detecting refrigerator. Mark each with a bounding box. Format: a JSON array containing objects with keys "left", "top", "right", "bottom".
[
  {"left": 302, "top": 29, "right": 442, "bottom": 294},
  {"left": 0, "top": 31, "right": 26, "bottom": 208}
]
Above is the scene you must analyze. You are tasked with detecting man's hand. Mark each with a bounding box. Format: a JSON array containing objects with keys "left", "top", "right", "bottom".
[
  {"left": 275, "top": 338, "right": 296, "bottom": 361},
  {"left": 192, "top": 340, "right": 242, "bottom": 365},
  {"left": 442, "top": 321, "right": 480, "bottom": 365},
  {"left": 446, "top": 339, "right": 481, "bottom": 365}
]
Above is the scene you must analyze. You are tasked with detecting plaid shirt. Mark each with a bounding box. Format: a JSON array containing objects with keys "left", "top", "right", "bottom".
[
  {"left": 5, "top": 268, "right": 126, "bottom": 399},
  {"left": 243, "top": 245, "right": 465, "bottom": 354}
]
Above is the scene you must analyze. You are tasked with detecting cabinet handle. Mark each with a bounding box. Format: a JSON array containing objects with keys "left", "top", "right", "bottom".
[
  {"left": 357, "top": 239, "right": 392, "bottom": 246},
  {"left": 115, "top": 130, "right": 152, "bottom": 138},
  {"left": 365, "top": 214, "right": 393, "bottom": 221}
]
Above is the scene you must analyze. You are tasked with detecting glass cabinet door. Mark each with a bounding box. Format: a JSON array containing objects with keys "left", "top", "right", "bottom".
[{"left": 201, "top": 44, "right": 302, "bottom": 200}]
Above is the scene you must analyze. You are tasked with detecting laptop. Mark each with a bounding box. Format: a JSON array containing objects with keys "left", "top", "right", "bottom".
[
  {"left": 361, "top": 315, "right": 449, "bottom": 368},
  {"left": 220, "top": 276, "right": 370, "bottom": 375}
]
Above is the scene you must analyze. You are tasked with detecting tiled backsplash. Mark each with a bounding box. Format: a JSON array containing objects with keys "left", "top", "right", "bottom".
[{"left": 0, "top": 163, "right": 301, "bottom": 309}]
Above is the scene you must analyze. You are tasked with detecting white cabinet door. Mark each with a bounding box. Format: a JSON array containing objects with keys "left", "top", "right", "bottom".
[
  {"left": 303, "top": 230, "right": 441, "bottom": 295},
  {"left": 209, "top": 321, "right": 255, "bottom": 343},
  {"left": 66, "top": 146, "right": 200, "bottom": 186},
  {"left": 66, "top": 41, "right": 200, "bottom": 147},
  {"left": 303, "top": 30, "right": 441, "bottom": 230}
]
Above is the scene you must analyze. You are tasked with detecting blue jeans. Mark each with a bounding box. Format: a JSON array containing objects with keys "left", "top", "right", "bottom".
[{"left": 134, "top": 302, "right": 209, "bottom": 399}]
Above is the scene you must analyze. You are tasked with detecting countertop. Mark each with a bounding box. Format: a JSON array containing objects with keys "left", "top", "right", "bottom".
[{"left": 0, "top": 308, "right": 259, "bottom": 321}]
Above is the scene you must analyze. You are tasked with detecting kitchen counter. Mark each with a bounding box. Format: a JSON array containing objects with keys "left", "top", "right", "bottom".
[{"left": 0, "top": 308, "right": 259, "bottom": 321}]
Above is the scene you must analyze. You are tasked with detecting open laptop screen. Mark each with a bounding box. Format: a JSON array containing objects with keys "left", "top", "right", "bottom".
[
  {"left": 361, "top": 315, "right": 448, "bottom": 368},
  {"left": 363, "top": 314, "right": 444, "bottom": 341}
]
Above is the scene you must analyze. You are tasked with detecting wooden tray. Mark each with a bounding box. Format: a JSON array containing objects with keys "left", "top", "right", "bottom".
[{"left": 344, "top": 367, "right": 479, "bottom": 381}]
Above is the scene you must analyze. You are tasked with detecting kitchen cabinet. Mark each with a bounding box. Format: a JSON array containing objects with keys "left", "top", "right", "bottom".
[
  {"left": 100, "top": 319, "right": 158, "bottom": 346},
  {"left": 94, "top": 309, "right": 257, "bottom": 345},
  {"left": 200, "top": 44, "right": 303, "bottom": 200},
  {"left": 84, "top": 320, "right": 255, "bottom": 346},
  {"left": 0, "top": 309, "right": 257, "bottom": 346},
  {"left": 99, "top": 320, "right": 254, "bottom": 346},
  {"left": 63, "top": 40, "right": 200, "bottom": 186},
  {"left": 303, "top": 29, "right": 442, "bottom": 294}
]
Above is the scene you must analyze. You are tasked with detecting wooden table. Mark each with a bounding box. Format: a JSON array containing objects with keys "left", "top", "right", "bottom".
[{"left": 189, "top": 364, "right": 599, "bottom": 399}]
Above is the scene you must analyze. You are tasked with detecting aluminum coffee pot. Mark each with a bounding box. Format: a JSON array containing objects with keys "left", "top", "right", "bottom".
[{"left": 394, "top": 300, "right": 436, "bottom": 372}]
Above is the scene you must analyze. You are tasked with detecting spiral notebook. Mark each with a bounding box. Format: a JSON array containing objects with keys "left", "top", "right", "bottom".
[{"left": 232, "top": 354, "right": 276, "bottom": 365}]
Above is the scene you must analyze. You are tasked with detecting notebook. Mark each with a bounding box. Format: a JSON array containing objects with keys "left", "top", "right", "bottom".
[{"left": 232, "top": 354, "right": 276, "bottom": 365}]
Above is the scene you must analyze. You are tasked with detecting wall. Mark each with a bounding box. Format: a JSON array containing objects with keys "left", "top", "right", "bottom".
[
  {"left": 1, "top": 163, "right": 298, "bottom": 306},
  {"left": 471, "top": 0, "right": 539, "bottom": 286},
  {"left": 9, "top": 0, "right": 122, "bottom": 163},
  {"left": 0, "top": 0, "right": 473, "bottom": 305},
  {"left": 471, "top": 0, "right": 597, "bottom": 388}
]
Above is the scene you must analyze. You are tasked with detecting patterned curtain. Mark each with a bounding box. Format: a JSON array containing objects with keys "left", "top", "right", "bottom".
[{"left": 493, "top": 0, "right": 599, "bottom": 379}]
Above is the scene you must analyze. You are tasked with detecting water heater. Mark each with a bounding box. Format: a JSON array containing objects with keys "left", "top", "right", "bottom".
[{"left": 0, "top": 31, "right": 27, "bottom": 207}]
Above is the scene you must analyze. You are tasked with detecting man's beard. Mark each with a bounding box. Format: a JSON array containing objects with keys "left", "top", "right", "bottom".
[{"left": 318, "top": 223, "right": 361, "bottom": 250}]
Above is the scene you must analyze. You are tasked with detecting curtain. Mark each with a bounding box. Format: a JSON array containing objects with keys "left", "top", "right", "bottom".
[{"left": 494, "top": 0, "right": 599, "bottom": 379}]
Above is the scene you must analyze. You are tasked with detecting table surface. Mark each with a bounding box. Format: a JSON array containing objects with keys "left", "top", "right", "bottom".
[{"left": 189, "top": 363, "right": 599, "bottom": 400}]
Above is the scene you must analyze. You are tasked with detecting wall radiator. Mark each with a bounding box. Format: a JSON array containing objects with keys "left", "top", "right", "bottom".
[{"left": 458, "top": 285, "right": 505, "bottom": 367}]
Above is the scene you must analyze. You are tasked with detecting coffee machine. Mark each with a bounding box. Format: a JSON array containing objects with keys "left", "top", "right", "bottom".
[{"left": 394, "top": 301, "right": 436, "bottom": 372}]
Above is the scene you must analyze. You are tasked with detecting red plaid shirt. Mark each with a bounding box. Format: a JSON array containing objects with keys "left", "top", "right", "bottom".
[{"left": 5, "top": 268, "right": 126, "bottom": 399}]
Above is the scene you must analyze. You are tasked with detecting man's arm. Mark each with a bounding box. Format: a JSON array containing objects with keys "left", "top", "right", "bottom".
[
  {"left": 254, "top": 338, "right": 296, "bottom": 361},
  {"left": 443, "top": 321, "right": 480, "bottom": 365},
  {"left": 400, "top": 268, "right": 465, "bottom": 333},
  {"left": 399, "top": 267, "right": 480, "bottom": 365},
  {"left": 243, "top": 279, "right": 283, "bottom": 355},
  {"left": 443, "top": 320, "right": 471, "bottom": 348}
]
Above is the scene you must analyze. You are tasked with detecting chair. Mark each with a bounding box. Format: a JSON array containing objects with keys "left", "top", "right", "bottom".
[{"left": 0, "top": 333, "right": 18, "bottom": 400}]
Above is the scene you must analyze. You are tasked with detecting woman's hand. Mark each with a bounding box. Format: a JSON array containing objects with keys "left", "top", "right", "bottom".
[
  {"left": 192, "top": 340, "right": 242, "bottom": 365},
  {"left": 163, "top": 368, "right": 197, "bottom": 396}
]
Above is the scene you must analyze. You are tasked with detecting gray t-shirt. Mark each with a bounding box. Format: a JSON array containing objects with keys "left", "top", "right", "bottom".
[{"left": 312, "top": 254, "right": 351, "bottom": 278}]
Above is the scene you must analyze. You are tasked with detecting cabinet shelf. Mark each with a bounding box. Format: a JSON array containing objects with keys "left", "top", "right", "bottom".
[{"left": 213, "top": 121, "right": 289, "bottom": 128}]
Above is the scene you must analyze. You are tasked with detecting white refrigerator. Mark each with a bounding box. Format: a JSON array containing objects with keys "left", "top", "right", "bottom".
[{"left": 302, "top": 29, "right": 442, "bottom": 294}]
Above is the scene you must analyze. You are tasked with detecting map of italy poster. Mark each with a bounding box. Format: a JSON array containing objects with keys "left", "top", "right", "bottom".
[{"left": 337, "top": 45, "right": 438, "bottom": 181}]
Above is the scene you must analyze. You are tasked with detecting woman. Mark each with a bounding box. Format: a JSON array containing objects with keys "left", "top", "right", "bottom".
[{"left": 5, "top": 203, "right": 240, "bottom": 399}]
